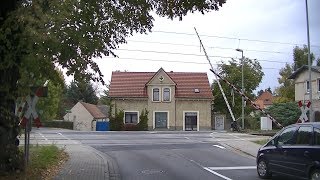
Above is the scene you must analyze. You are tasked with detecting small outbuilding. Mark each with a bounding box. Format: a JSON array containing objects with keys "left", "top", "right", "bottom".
[{"left": 63, "top": 101, "right": 109, "bottom": 131}]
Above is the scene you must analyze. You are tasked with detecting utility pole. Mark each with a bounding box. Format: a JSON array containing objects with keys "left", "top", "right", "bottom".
[
  {"left": 236, "top": 48, "right": 245, "bottom": 129},
  {"left": 305, "top": 0, "right": 313, "bottom": 121}
]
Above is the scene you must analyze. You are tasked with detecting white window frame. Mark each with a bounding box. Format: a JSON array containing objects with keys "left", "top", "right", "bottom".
[
  {"left": 153, "top": 111, "right": 169, "bottom": 129},
  {"left": 152, "top": 87, "right": 160, "bottom": 102},
  {"left": 183, "top": 111, "right": 199, "bottom": 131},
  {"left": 306, "top": 80, "right": 310, "bottom": 93},
  {"left": 124, "top": 111, "right": 139, "bottom": 124},
  {"left": 162, "top": 87, "right": 171, "bottom": 102}
]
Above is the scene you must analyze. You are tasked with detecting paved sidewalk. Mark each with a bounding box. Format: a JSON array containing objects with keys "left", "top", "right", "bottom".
[{"left": 54, "top": 144, "right": 120, "bottom": 180}]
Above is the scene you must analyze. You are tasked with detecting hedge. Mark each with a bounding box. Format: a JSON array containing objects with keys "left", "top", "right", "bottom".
[{"left": 41, "top": 120, "right": 73, "bottom": 130}]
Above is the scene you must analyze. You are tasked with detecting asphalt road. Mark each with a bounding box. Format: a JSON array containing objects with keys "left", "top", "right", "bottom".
[{"left": 24, "top": 128, "right": 289, "bottom": 180}]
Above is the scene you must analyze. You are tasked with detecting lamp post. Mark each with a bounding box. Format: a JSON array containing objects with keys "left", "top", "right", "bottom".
[
  {"left": 305, "top": 0, "right": 313, "bottom": 121},
  {"left": 236, "top": 48, "right": 245, "bottom": 129}
]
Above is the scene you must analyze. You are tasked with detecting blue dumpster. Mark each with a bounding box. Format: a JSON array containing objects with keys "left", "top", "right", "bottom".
[{"left": 96, "top": 121, "right": 109, "bottom": 131}]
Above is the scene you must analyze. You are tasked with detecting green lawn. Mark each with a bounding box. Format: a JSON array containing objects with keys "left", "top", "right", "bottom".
[{"left": 252, "top": 139, "right": 269, "bottom": 145}]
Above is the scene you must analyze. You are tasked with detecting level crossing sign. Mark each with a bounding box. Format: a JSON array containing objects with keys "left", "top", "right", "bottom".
[{"left": 297, "top": 100, "right": 311, "bottom": 123}]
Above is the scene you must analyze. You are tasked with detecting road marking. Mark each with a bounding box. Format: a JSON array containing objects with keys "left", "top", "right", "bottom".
[
  {"left": 212, "top": 145, "right": 225, "bottom": 149},
  {"left": 38, "top": 133, "right": 48, "bottom": 141},
  {"left": 185, "top": 137, "right": 190, "bottom": 140},
  {"left": 203, "top": 167, "right": 232, "bottom": 180},
  {"left": 208, "top": 166, "right": 256, "bottom": 170}
]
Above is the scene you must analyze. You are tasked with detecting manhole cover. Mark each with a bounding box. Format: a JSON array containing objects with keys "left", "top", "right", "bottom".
[{"left": 141, "top": 169, "right": 164, "bottom": 175}]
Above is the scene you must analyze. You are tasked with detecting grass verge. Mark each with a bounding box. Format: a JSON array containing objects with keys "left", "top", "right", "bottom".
[
  {"left": 3, "top": 144, "right": 69, "bottom": 180},
  {"left": 252, "top": 139, "right": 269, "bottom": 145}
]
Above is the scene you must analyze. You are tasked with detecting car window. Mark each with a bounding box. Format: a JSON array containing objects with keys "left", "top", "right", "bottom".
[
  {"left": 277, "top": 126, "right": 296, "bottom": 146},
  {"left": 315, "top": 128, "right": 320, "bottom": 145},
  {"left": 295, "top": 126, "right": 312, "bottom": 145}
]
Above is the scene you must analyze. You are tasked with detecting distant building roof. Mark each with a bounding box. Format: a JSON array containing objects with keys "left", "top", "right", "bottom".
[
  {"left": 288, "top": 65, "right": 320, "bottom": 79},
  {"left": 254, "top": 91, "right": 274, "bottom": 109},
  {"left": 109, "top": 69, "right": 212, "bottom": 99},
  {"left": 80, "top": 102, "right": 107, "bottom": 119}
]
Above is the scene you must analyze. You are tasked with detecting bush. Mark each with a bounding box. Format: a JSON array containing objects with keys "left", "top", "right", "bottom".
[
  {"left": 137, "top": 108, "right": 149, "bottom": 131},
  {"left": 110, "top": 109, "right": 124, "bottom": 131},
  {"left": 245, "top": 115, "right": 260, "bottom": 130},
  {"left": 266, "top": 102, "right": 300, "bottom": 127},
  {"left": 42, "top": 120, "right": 73, "bottom": 130}
]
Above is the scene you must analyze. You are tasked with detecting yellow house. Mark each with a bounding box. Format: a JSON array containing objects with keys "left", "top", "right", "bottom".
[{"left": 109, "top": 68, "right": 213, "bottom": 131}]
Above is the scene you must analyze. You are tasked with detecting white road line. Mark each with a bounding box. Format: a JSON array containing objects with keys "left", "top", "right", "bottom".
[
  {"left": 38, "top": 133, "right": 48, "bottom": 141},
  {"left": 212, "top": 145, "right": 226, "bottom": 149},
  {"left": 185, "top": 137, "right": 190, "bottom": 140},
  {"left": 208, "top": 166, "right": 256, "bottom": 170},
  {"left": 203, "top": 167, "right": 232, "bottom": 180}
]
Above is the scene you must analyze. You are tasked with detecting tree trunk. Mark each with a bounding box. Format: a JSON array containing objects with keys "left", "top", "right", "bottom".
[{"left": 0, "top": 67, "right": 24, "bottom": 174}]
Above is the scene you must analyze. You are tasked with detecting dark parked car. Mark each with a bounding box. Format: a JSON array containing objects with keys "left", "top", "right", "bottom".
[{"left": 256, "top": 122, "right": 320, "bottom": 180}]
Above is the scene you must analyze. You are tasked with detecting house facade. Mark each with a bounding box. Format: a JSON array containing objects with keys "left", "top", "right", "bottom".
[
  {"left": 63, "top": 101, "right": 108, "bottom": 131},
  {"left": 288, "top": 65, "right": 320, "bottom": 121},
  {"left": 109, "top": 68, "right": 213, "bottom": 131}
]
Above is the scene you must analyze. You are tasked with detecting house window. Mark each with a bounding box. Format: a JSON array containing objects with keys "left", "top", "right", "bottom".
[
  {"left": 163, "top": 88, "right": 170, "bottom": 101},
  {"left": 318, "top": 79, "right": 320, "bottom": 92},
  {"left": 125, "top": 112, "right": 138, "bottom": 124},
  {"left": 153, "top": 88, "right": 160, "bottom": 101},
  {"left": 306, "top": 80, "right": 310, "bottom": 93}
]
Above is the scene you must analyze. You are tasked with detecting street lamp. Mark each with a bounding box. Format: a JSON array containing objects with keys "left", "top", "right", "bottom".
[{"left": 236, "top": 48, "right": 245, "bottom": 129}]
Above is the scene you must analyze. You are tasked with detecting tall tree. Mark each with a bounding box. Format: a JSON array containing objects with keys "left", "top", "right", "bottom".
[
  {"left": 257, "top": 89, "right": 264, "bottom": 97},
  {"left": 212, "top": 58, "right": 264, "bottom": 119},
  {"left": 275, "top": 46, "right": 316, "bottom": 102},
  {"left": 66, "top": 81, "right": 98, "bottom": 105},
  {"left": 0, "top": 0, "right": 226, "bottom": 173},
  {"left": 98, "top": 84, "right": 111, "bottom": 105},
  {"left": 293, "top": 45, "right": 315, "bottom": 71}
]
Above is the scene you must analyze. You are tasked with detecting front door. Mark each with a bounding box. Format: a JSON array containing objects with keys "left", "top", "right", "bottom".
[
  {"left": 185, "top": 112, "right": 197, "bottom": 131},
  {"left": 155, "top": 112, "right": 167, "bottom": 129}
]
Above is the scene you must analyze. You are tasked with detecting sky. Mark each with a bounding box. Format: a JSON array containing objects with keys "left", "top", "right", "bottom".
[{"left": 87, "top": 0, "right": 320, "bottom": 94}]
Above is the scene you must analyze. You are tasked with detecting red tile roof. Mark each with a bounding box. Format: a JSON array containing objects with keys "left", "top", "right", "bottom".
[
  {"left": 109, "top": 71, "right": 212, "bottom": 99},
  {"left": 254, "top": 91, "right": 274, "bottom": 109},
  {"left": 80, "top": 102, "right": 107, "bottom": 119}
]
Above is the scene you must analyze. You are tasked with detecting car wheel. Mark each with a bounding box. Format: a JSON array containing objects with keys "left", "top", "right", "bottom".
[
  {"left": 257, "top": 158, "right": 271, "bottom": 179},
  {"left": 310, "top": 169, "right": 320, "bottom": 180}
]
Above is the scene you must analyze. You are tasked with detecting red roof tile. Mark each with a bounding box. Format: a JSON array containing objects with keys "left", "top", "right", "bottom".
[
  {"left": 109, "top": 71, "right": 212, "bottom": 99},
  {"left": 80, "top": 102, "right": 107, "bottom": 119}
]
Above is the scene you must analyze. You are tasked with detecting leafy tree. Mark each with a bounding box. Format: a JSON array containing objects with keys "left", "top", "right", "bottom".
[
  {"left": 265, "top": 87, "right": 272, "bottom": 94},
  {"left": 293, "top": 45, "right": 315, "bottom": 71},
  {"left": 37, "top": 81, "right": 64, "bottom": 121},
  {"left": 212, "top": 58, "right": 264, "bottom": 119},
  {"left": 0, "top": 0, "right": 226, "bottom": 173},
  {"left": 275, "top": 46, "right": 316, "bottom": 102},
  {"left": 257, "top": 89, "right": 264, "bottom": 97},
  {"left": 98, "top": 84, "right": 111, "bottom": 105},
  {"left": 266, "top": 102, "right": 300, "bottom": 126},
  {"left": 65, "top": 81, "right": 98, "bottom": 105},
  {"left": 275, "top": 63, "right": 295, "bottom": 102},
  {"left": 109, "top": 108, "right": 124, "bottom": 131}
]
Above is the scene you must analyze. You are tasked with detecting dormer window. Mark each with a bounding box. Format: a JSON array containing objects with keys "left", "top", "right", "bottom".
[
  {"left": 163, "top": 88, "right": 171, "bottom": 102},
  {"left": 194, "top": 89, "right": 200, "bottom": 93},
  {"left": 153, "top": 88, "right": 160, "bottom": 101}
]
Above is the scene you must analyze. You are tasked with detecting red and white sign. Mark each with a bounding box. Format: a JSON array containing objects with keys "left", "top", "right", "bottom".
[
  {"left": 20, "top": 95, "right": 42, "bottom": 128},
  {"left": 297, "top": 100, "right": 311, "bottom": 123}
]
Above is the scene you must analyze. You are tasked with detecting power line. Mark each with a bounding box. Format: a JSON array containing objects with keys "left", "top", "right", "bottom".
[
  {"left": 116, "top": 48, "right": 290, "bottom": 64},
  {"left": 103, "top": 56, "right": 282, "bottom": 70},
  {"left": 127, "top": 40, "right": 294, "bottom": 55},
  {"left": 152, "top": 30, "right": 320, "bottom": 48}
]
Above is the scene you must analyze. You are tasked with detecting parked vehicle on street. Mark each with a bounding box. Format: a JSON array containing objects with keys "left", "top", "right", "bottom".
[{"left": 256, "top": 122, "right": 320, "bottom": 180}]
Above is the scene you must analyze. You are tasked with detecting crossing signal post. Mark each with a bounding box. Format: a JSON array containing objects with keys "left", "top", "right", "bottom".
[{"left": 19, "top": 86, "right": 47, "bottom": 166}]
